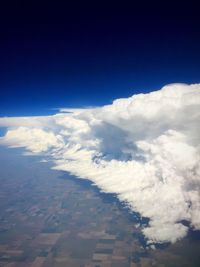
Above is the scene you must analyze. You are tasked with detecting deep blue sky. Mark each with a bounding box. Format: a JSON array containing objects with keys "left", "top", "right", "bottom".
[{"left": 0, "top": 1, "right": 199, "bottom": 116}]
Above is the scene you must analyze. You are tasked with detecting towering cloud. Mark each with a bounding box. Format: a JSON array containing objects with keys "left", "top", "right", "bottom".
[{"left": 0, "top": 83, "right": 200, "bottom": 244}]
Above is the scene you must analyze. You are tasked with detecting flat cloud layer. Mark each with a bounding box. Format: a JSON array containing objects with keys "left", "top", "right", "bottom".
[{"left": 0, "top": 83, "right": 200, "bottom": 244}]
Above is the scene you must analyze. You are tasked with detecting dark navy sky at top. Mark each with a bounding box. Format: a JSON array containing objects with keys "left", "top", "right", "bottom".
[{"left": 0, "top": 1, "right": 200, "bottom": 116}]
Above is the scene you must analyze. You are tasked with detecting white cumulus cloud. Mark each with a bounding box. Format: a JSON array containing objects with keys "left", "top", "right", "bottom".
[{"left": 0, "top": 83, "right": 200, "bottom": 244}]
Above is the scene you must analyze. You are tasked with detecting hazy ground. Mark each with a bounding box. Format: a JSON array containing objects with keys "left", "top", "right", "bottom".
[{"left": 0, "top": 146, "right": 200, "bottom": 267}]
